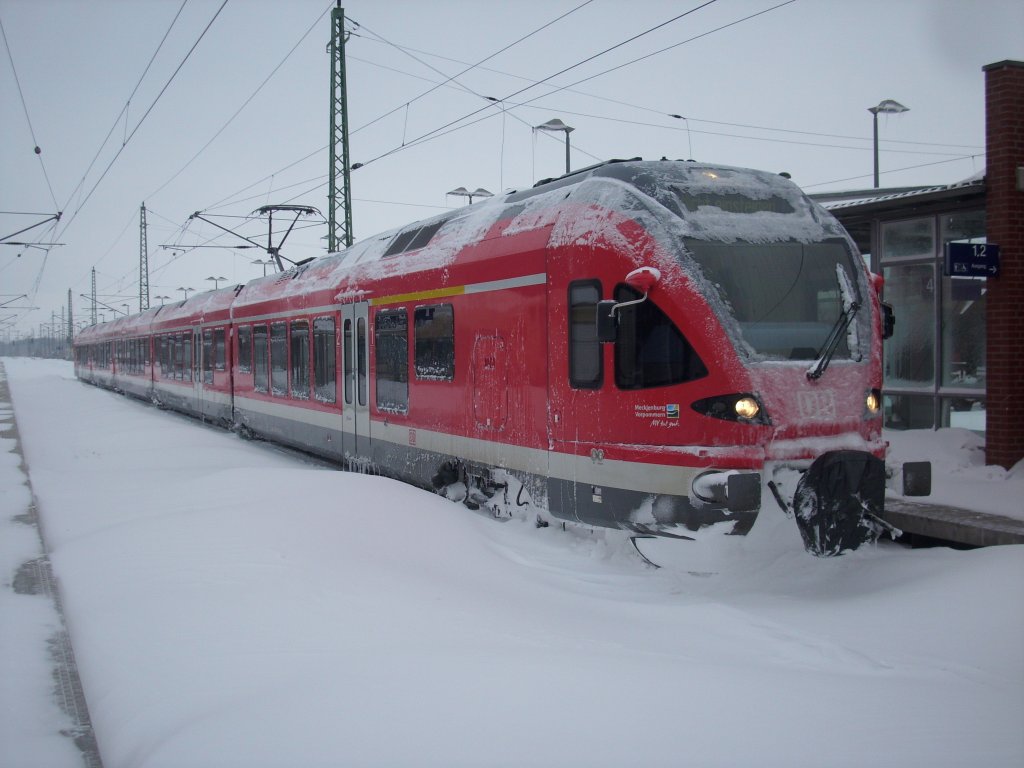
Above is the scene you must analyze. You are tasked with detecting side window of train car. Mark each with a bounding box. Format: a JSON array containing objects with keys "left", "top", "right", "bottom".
[
  {"left": 183, "top": 333, "right": 193, "bottom": 382},
  {"left": 375, "top": 308, "right": 408, "bottom": 413},
  {"left": 313, "top": 317, "right": 336, "bottom": 404},
  {"left": 237, "top": 326, "right": 252, "bottom": 373},
  {"left": 214, "top": 328, "right": 226, "bottom": 371},
  {"left": 343, "top": 319, "right": 353, "bottom": 405},
  {"left": 568, "top": 280, "right": 602, "bottom": 389},
  {"left": 414, "top": 304, "right": 454, "bottom": 381},
  {"left": 614, "top": 285, "right": 707, "bottom": 390},
  {"left": 270, "top": 322, "right": 287, "bottom": 396},
  {"left": 253, "top": 325, "right": 269, "bottom": 392},
  {"left": 290, "top": 320, "right": 310, "bottom": 400},
  {"left": 173, "top": 334, "right": 184, "bottom": 380},
  {"left": 203, "top": 329, "right": 214, "bottom": 383}
]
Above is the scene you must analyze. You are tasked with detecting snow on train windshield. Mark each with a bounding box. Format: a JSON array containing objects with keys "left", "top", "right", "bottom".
[{"left": 685, "top": 238, "right": 862, "bottom": 362}]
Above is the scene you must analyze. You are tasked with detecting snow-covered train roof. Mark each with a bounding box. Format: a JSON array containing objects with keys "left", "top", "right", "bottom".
[{"left": 228, "top": 159, "right": 846, "bottom": 311}]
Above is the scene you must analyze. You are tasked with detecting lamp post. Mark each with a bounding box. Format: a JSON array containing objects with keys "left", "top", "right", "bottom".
[
  {"left": 154, "top": 295, "right": 170, "bottom": 305},
  {"left": 122, "top": 304, "right": 130, "bottom": 317},
  {"left": 533, "top": 118, "right": 575, "bottom": 175},
  {"left": 868, "top": 99, "right": 909, "bottom": 188},
  {"left": 206, "top": 275, "right": 228, "bottom": 290},
  {"left": 177, "top": 286, "right": 194, "bottom": 300},
  {"left": 252, "top": 258, "right": 274, "bottom": 276},
  {"left": 446, "top": 187, "right": 493, "bottom": 205}
]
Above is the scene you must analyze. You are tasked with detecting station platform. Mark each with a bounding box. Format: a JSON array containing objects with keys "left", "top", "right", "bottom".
[{"left": 882, "top": 497, "right": 1024, "bottom": 548}]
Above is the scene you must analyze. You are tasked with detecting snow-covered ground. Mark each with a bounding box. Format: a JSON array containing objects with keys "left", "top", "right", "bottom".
[{"left": 2, "top": 358, "right": 1022, "bottom": 767}]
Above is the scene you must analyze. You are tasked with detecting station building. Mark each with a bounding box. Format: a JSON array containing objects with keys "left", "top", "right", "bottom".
[{"left": 811, "top": 60, "right": 1023, "bottom": 470}]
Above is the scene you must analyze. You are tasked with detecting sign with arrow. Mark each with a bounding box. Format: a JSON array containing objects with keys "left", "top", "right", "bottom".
[{"left": 945, "top": 242, "right": 999, "bottom": 278}]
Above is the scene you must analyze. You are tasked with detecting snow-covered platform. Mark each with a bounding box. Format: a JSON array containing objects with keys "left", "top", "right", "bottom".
[{"left": 883, "top": 499, "right": 1024, "bottom": 548}]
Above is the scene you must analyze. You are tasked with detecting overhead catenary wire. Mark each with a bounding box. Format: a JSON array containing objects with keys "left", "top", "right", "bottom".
[{"left": 0, "top": 15, "right": 59, "bottom": 211}]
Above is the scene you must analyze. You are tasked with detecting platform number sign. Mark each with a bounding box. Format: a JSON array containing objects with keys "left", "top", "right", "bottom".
[{"left": 945, "top": 242, "right": 999, "bottom": 278}]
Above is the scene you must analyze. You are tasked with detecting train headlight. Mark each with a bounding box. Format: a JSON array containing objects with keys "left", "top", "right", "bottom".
[
  {"left": 866, "top": 389, "right": 881, "bottom": 415},
  {"left": 735, "top": 397, "right": 760, "bottom": 420},
  {"left": 692, "top": 393, "right": 769, "bottom": 425}
]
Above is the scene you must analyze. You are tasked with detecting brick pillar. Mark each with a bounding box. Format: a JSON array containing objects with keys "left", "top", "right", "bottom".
[{"left": 984, "top": 60, "right": 1024, "bottom": 469}]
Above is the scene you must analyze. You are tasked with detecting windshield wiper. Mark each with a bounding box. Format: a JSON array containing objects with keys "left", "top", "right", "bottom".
[{"left": 807, "top": 264, "right": 860, "bottom": 381}]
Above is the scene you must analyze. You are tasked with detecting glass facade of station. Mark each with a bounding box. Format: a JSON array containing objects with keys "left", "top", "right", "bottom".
[{"left": 880, "top": 210, "right": 986, "bottom": 433}]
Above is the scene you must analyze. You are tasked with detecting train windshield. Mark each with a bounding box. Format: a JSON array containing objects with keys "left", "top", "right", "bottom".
[{"left": 686, "top": 238, "right": 862, "bottom": 361}]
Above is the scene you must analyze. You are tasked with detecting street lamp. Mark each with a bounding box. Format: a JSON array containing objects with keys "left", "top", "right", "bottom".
[
  {"left": 206, "top": 275, "right": 228, "bottom": 290},
  {"left": 122, "top": 304, "right": 130, "bottom": 316},
  {"left": 868, "top": 99, "right": 909, "bottom": 188},
  {"left": 446, "top": 187, "right": 493, "bottom": 205},
  {"left": 252, "top": 258, "right": 274, "bottom": 276},
  {"left": 154, "top": 295, "right": 170, "bottom": 305},
  {"left": 177, "top": 286, "right": 195, "bottom": 300},
  {"left": 533, "top": 118, "right": 575, "bottom": 175}
]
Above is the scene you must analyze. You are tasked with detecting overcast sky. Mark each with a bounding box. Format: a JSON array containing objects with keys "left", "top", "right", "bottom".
[{"left": 2, "top": 0, "right": 1021, "bottom": 336}]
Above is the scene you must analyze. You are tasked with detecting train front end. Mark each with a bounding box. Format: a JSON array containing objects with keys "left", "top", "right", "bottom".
[{"left": 581, "top": 161, "right": 894, "bottom": 555}]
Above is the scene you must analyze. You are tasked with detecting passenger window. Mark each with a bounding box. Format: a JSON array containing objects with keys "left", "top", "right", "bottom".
[
  {"left": 203, "top": 329, "right": 214, "bottom": 383},
  {"left": 375, "top": 308, "right": 408, "bottom": 413},
  {"left": 253, "top": 325, "right": 269, "bottom": 392},
  {"left": 568, "top": 280, "right": 602, "bottom": 389},
  {"left": 237, "top": 326, "right": 252, "bottom": 373},
  {"left": 343, "top": 319, "right": 353, "bottom": 405},
  {"left": 214, "top": 328, "right": 226, "bottom": 371},
  {"left": 357, "top": 317, "right": 367, "bottom": 407},
  {"left": 614, "top": 285, "right": 707, "bottom": 389},
  {"left": 414, "top": 304, "right": 454, "bottom": 381},
  {"left": 270, "top": 322, "right": 287, "bottom": 396},
  {"left": 290, "top": 320, "right": 310, "bottom": 399},
  {"left": 313, "top": 317, "right": 336, "bottom": 404}
]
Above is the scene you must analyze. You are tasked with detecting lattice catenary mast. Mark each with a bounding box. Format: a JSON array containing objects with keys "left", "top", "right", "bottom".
[
  {"left": 139, "top": 202, "right": 150, "bottom": 311},
  {"left": 328, "top": 2, "right": 354, "bottom": 252}
]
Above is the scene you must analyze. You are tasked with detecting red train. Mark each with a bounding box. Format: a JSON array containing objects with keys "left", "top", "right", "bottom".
[{"left": 75, "top": 159, "right": 907, "bottom": 555}]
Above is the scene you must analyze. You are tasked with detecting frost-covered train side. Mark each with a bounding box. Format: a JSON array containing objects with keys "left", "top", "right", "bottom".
[{"left": 74, "top": 159, "right": 892, "bottom": 555}]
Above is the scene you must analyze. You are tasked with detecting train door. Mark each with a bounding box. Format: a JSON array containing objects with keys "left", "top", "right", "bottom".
[{"left": 341, "top": 302, "right": 370, "bottom": 459}]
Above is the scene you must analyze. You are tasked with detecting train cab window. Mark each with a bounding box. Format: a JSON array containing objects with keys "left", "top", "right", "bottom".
[
  {"left": 314, "top": 318, "right": 336, "bottom": 404},
  {"left": 414, "top": 304, "right": 454, "bottom": 381},
  {"left": 290, "top": 320, "right": 310, "bottom": 399},
  {"left": 568, "top": 281, "right": 603, "bottom": 389},
  {"left": 238, "top": 326, "right": 252, "bottom": 373},
  {"left": 375, "top": 308, "right": 407, "bottom": 413},
  {"left": 202, "top": 329, "right": 214, "bottom": 383},
  {"left": 214, "top": 328, "right": 226, "bottom": 371},
  {"left": 270, "top": 322, "right": 287, "bottom": 396},
  {"left": 253, "top": 325, "right": 269, "bottom": 392},
  {"left": 614, "top": 285, "right": 707, "bottom": 389}
]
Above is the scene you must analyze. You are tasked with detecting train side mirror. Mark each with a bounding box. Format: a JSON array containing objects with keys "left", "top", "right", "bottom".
[
  {"left": 881, "top": 302, "right": 895, "bottom": 340},
  {"left": 596, "top": 300, "right": 618, "bottom": 343}
]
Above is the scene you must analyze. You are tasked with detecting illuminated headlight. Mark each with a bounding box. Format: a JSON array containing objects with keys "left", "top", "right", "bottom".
[
  {"left": 735, "top": 397, "right": 760, "bottom": 420},
  {"left": 866, "top": 389, "right": 881, "bottom": 415},
  {"left": 692, "top": 393, "right": 770, "bottom": 425}
]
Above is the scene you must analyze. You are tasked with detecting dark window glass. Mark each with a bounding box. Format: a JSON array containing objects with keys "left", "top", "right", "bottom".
[
  {"left": 270, "top": 322, "right": 287, "bottom": 396},
  {"left": 203, "top": 329, "right": 214, "bottom": 383},
  {"left": 569, "top": 281, "right": 602, "bottom": 388},
  {"left": 414, "top": 304, "right": 454, "bottom": 381},
  {"left": 375, "top": 309, "right": 407, "bottom": 412},
  {"left": 314, "top": 317, "right": 336, "bottom": 404},
  {"left": 614, "top": 285, "right": 707, "bottom": 390},
  {"left": 183, "top": 334, "right": 193, "bottom": 382},
  {"left": 214, "top": 328, "right": 226, "bottom": 371},
  {"left": 357, "top": 317, "right": 367, "bottom": 407},
  {"left": 253, "top": 325, "right": 268, "bottom": 392},
  {"left": 343, "top": 318, "right": 353, "bottom": 405},
  {"left": 290, "top": 320, "right": 310, "bottom": 399},
  {"left": 238, "top": 326, "right": 252, "bottom": 373}
]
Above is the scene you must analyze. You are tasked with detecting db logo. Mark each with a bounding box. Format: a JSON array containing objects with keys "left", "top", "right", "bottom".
[{"left": 798, "top": 390, "right": 836, "bottom": 420}]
